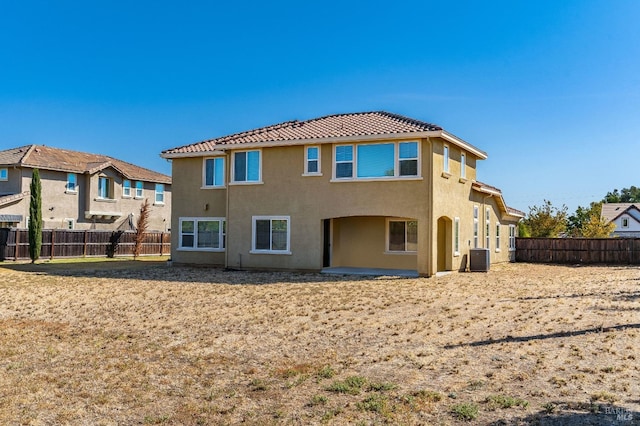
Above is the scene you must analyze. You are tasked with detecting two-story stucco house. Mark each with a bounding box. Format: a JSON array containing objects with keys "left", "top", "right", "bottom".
[
  {"left": 161, "top": 111, "right": 523, "bottom": 277},
  {"left": 601, "top": 203, "right": 640, "bottom": 238},
  {"left": 0, "top": 145, "right": 171, "bottom": 231}
]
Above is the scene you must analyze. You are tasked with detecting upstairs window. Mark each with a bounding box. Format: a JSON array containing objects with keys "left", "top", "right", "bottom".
[
  {"left": 334, "top": 141, "right": 419, "bottom": 180},
  {"left": 233, "top": 150, "right": 261, "bottom": 183},
  {"left": 305, "top": 146, "right": 321, "bottom": 175},
  {"left": 135, "top": 181, "right": 143, "bottom": 198},
  {"left": 155, "top": 184, "right": 165, "bottom": 204},
  {"left": 388, "top": 219, "right": 417, "bottom": 252},
  {"left": 123, "top": 179, "right": 131, "bottom": 197},
  {"left": 66, "top": 173, "right": 77, "bottom": 192},
  {"left": 98, "top": 177, "right": 112, "bottom": 199},
  {"left": 358, "top": 143, "right": 394, "bottom": 177},
  {"left": 0, "top": 167, "right": 7, "bottom": 181},
  {"left": 460, "top": 153, "right": 466, "bottom": 179},
  {"left": 622, "top": 217, "right": 629, "bottom": 228},
  {"left": 204, "top": 157, "right": 225, "bottom": 187},
  {"left": 399, "top": 142, "right": 418, "bottom": 176},
  {"left": 443, "top": 145, "right": 450, "bottom": 173},
  {"left": 335, "top": 145, "right": 353, "bottom": 178}
]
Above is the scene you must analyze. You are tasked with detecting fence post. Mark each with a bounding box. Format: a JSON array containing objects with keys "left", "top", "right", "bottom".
[
  {"left": 83, "top": 230, "right": 88, "bottom": 257},
  {"left": 50, "top": 229, "right": 55, "bottom": 260},
  {"left": 15, "top": 229, "right": 20, "bottom": 261},
  {"left": 160, "top": 232, "right": 164, "bottom": 256}
]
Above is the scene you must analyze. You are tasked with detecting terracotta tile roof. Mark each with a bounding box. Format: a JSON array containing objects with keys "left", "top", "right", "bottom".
[
  {"left": 0, "top": 145, "right": 33, "bottom": 165},
  {"left": 162, "top": 111, "right": 445, "bottom": 156},
  {"left": 0, "top": 145, "right": 171, "bottom": 184}
]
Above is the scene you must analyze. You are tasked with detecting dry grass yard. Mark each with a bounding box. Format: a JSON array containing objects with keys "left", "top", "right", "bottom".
[{"left": 0, "top": 260, "right": 638, "bottom": 425}]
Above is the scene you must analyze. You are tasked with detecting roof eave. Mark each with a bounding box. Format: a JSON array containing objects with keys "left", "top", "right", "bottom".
[
  {"left": 472, "top": 183, "right": 524, "bottom": 219},
  {"left": 160, "top": 149, "right": 226, "bottom": 159},
  {"left": 163, "top": 130, "right": 490, "bottom": 157},
  {"left": 440, "top": 131, "right": 488, "bottom": 160}
]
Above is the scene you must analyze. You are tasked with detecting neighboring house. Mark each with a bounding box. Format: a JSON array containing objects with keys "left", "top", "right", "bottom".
[
  {"left": 601, "top": 203, "right": 640, "bottom": 238},
  {"left": 0, "top": 145, "right": 171, "bottom": 231},
  {"left": 161, "top": 111, "right": 523, "bottom": 276}
]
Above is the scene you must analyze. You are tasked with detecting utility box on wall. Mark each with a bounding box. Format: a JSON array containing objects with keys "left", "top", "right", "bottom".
[{"left": 469, "top": 248, "right": 490, "bottom": 272}]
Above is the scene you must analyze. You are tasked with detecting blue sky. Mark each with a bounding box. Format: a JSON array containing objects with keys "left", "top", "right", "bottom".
[{"left": 1, "top": 1, "right": 639, "bottom": 213}]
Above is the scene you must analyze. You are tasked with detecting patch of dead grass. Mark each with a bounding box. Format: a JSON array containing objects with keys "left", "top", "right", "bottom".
[{"left": 0, "top": 262, "right": 638, "bottom": 424}]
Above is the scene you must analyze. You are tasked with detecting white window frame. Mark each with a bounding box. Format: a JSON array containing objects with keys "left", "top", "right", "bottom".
[
  {"left": 485, "top": 208, "right": 491, "bottom": 250},
  {"left": 460, "top": 152, "right": 466, "bottom": 179},
  {"left": 0, "top": 167, "right": 7, "bottom": 181},
  {"left": 155, "top": 184, "right": 165, "bottom": 205},
  {"left": 231, "top": 150, "right": 262, "bottom": 184},
  {"left": 509, "top": 224, "right": 516, "bottom": 251},
  {"left": 123, "top": 179, "right": 131, "bottom": 197},
  {"left": 334, "top": 144, "right": 354, "bottom": 179},
  {"left": 66, "top": 173, "right": 77, "bottom": 193},
  {"left": 473, "top": 205, "right": 479, "bottom": 248},
  {"left": 178, "top": 217, "right": 226, "bottom": 252},
  {"left": 622, "top": 217, "right": 629, "bottom": 228},
  {"left": 203, "top": 157, "right": 225, "bottom": 188},
  {"left": 251, "top": 215, "right": 291, "bottom": 254},
  {"left": 303, "top": 146, "right": 322, "bottom": 176},
  {"left": 454, "top": 217, "right": 460, "bottom": 256},
  {"left": 443, "top": 145, "right": 450, "bottom": 174},
  {"left": 332, "top": 141, "right": 420, "bottom": 181},
  {"left": 135, "top": 181, "right": 144, "bottom": 199},
  {"left": 98, "top": 177, "right": 112, "bottom": 199},
  {"left": 386, "top": 218, "right": 418, "bottom": 253},
  {"left": 495, "top": 222, "right": 501, "bottom": 252}
]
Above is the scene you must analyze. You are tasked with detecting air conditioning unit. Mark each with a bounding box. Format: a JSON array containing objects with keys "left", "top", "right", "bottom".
[{"left": 469, "top": 248, "right": 490, "bottom": 272}]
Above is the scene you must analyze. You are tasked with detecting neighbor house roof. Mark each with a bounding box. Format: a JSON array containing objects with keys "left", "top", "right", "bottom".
[
  {"left": 0, "top": 191, "right": 29, "bottom": 207},
  {"left": 161, "top": 111, "right": 488, "bottom": 160},
  {"left": 472, "top": 181, "right": 525, "bottom": 219},
  {"left": 601, "top": 203, "right": 640, "bottom": 224},
  {"left": 0, "top": 145, "right": 171, "bottom": 184}
]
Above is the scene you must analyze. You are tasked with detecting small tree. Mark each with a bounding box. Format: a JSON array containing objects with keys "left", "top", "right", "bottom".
[
  {"left": 568, "top": 201, "right": 615, "bottom": 238},
  {"left": 133, "top": 199, "right": 150, "bottom": 259},
  {"left": 580, "top": 213, "right": 616, "bottom": 238},
  {"left": 523, "top": 200, "right": 568, "bottom": 238},
  {"left": 603, "top": 186, "right": 640, "bottom": 203},
  {"left": 28, "top": 169, "right": 43, "bottom": 263}
]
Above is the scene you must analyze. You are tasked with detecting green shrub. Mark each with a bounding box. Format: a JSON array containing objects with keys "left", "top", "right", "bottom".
[
  {"left": 326, "top": 375, "right": 367, "bottom": 395},
  {"left": 451, "top": 403, "right": 479, "bottom": 421}
]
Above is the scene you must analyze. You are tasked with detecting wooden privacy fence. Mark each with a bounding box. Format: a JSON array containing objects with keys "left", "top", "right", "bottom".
[
  {"left": 516, "top": 237, "right": 640, "bottom": 264},
  {"left": 0, "top": 229, "right": 170, "bottom": 261}
]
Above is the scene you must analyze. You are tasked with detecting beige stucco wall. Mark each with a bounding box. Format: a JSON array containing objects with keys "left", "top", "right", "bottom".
[
  {"left": 223, "top": 143, "right": 432, "bottom": 272},
  {"left": 171, "top": 140, "right": 435, "bottom": 272},
  {"left": 0, "top": 167, "right": 24, "bottom": 195},
  {"left": 169, "top": 156, "right": 227, "bottom": 265},
  {"left": 332, "top": 216, "right": 417, "bottom": 269},
  {"left": 429, "top": 139, "right": 519, "bottom": 274}
]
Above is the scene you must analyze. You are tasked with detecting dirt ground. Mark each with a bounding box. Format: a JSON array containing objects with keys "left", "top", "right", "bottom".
[{"left": 0, "top": 260, "right": 638, "bottom": 425}]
